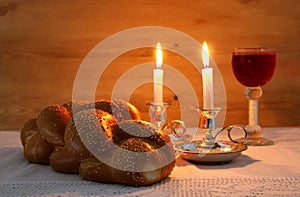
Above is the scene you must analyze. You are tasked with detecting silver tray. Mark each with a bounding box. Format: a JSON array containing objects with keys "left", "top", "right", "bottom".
[{"left": 175, "top": 140, "right": 247, "bottom": 164}]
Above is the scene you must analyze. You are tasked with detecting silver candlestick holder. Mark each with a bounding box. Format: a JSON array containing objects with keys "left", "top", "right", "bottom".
[
  {"left": 174, "top": 107, "right": 248, "bottom": 164},
  {"left": 148, "top": 102, "right": 169, "bottom": 130},
  {"left": 197, "top": 108, "right": 221, "bottom": 149}
]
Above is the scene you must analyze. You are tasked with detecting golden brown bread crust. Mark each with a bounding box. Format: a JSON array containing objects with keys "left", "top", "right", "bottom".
[
  {"left": 24, "top": 132, "right": 54, "bottom": 164},
  {"left": 20, "top": 118, "right": 39, "bottom": 146},
  {"left": 79, "top": 120, "right": 176, "bottom": 186},
  {"left": 112, "top": 120, "right": 176, "bottom": 172},
  {"left": 65, "top": 109, "right": 116, "bottom": 159},
  {"left": 63, "top": 119, "right": 93, "bottom": 161},
  {"left": 110, "top": 137, "right": 169, "bottom": 186},
  {"left": 62, "top": 100, "right": 91, "bottom": 115},
  {"left": 37, "top": 105, "right": 71, "bottom": 147},
  {"left": 49, "top": 147, "right": 81, "bottom": 173},
  {"left": 21, "top": 117, "right": 55, "bottom": 164},
  {"left": 79, "top": 156, "right": 116, "bottom": 183},
  {"left": 73, "top": 100, "right": 142, "bottom": 122},
  {"left": 21, "top": 100, "right": 175, "bottom": 186},
  {"left": 49, "top": 108, "right": 118, "bottom": 174},
  {"left": 111, "top": 120, "right": 170, "bottom": 148},
  {"left": 104, "top": 100, "right": 142, "bottom": 122}
]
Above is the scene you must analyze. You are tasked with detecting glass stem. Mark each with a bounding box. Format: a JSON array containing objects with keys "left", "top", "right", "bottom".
[
  {"left": 245, "top": 87, "right": 263, "bottom": 138},
  {"left": 249, "top": 99, "right": 258, "bottom": 126}
]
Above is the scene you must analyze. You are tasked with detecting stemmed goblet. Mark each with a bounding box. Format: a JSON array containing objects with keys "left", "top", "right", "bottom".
[{"left": 232, "top": 47, "right": 276, "bottom": 146}]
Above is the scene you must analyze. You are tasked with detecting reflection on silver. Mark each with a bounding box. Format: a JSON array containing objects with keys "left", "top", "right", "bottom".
[{"left": 175, "top": 140, "right": 247, "bottom": 164}]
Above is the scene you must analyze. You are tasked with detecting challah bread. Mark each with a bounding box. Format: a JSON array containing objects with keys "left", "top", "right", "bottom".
[
  {"left": 79, "top": 156, "right": 116, "bottom": 183},
  {"left": 112, "top": 137, "right": 174, "bottom": 186},
  {"left": 49, "top": 147, "right": 81, "bottom": 173},
  {"left": 112, "top": 120, "right": 171, "bottom": 148},
  {"left": 73, "top": 100, "right": 142, "bottom": 122},
  {"left": 24, "top": 131, "right": 54, "bottom": 164},
  {"left": 20, "top": 118, "right": 39, "bottom": 146},
  {"left": 62, "top": 100, "right": 91, "bottom": 115},
  {"left": 79, "top": 120, "right": 175, "bottom": 186},
  {"left": 112, "top": 120, "right": 176, "bottom": 173},
  {"left": 37, "top": 104, "right": 71, "bottom": 147},
  {"left": 49, "top": 100, "right": 141, "bottom": 174},
  {"left": 21, "top": 118, "right": 54, "bottom": 164},
  {"left": 63, "top": 119, "right": 94, "bottom": 160},
  {"left": 21, "top": 100, "right": 175, "bottom": 186},
  {"left": 50, "top": 109, "right": 116, "bottom": 173},
  {"left": 98, "top": 100, "right": 142, "bottom": 122}
]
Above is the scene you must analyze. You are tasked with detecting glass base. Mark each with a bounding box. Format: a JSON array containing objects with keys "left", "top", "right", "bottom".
[{"left": 237, "top": 137, "right": 274, "bottom": 146}]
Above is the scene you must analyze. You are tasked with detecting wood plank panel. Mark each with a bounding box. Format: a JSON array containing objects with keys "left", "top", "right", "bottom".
[{"left": 0, "top": 0, "right": 299, "bottom": 130}]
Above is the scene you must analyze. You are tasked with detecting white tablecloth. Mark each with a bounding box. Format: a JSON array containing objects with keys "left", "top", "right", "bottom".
[{"left": 0, "top": 128, "right": 300, "bottom": 196}]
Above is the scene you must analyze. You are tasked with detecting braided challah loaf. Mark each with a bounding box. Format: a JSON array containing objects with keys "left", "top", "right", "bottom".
[
  {"left": 79, "top": 120, "right": 175, "bottom": 186},
  {"left": 20, "top": 100, "right": 175, "bottom": 186}
]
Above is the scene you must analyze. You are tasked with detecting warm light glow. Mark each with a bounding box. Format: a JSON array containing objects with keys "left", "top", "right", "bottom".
[
  {"left": 202, "top": 41, "right": 209, "bottom": 68},
  {"left": 156, "top": 42, "right": 163, "bottom": 69}
]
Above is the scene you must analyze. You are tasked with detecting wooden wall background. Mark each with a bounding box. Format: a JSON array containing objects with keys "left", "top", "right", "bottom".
[{"left": 0, "top": 0, "right": 299, "bottom": 130}]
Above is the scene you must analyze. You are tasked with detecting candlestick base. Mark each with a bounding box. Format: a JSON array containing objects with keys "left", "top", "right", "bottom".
[
  {"left": 196, "top": 107, "right": 221, "bottom": 149},
  {"left": 175, "top": 140, "right": 247, "bottom": 164},
  {"left": 174, "top": 108, "right": 248, "bottom": 164},
  {"left": 147, "top": 102, "right": 169, "bottom": 130}
]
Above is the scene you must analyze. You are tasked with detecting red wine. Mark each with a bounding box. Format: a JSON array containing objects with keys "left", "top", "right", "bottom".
[{"left": 232, "top": 51, "right": 276, "bottom": 87}]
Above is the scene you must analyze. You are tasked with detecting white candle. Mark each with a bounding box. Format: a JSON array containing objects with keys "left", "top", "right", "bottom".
[
  {"left": 154, "top": 43, "right": 163, "bottom": 104},
  {"left": 202, "top": 41, "right": 214, "bottom": 109}
]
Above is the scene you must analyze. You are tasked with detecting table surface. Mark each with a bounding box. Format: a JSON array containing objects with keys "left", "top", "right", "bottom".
[{"left": 0, "top": 128, "right": 300, "bottom": 197}]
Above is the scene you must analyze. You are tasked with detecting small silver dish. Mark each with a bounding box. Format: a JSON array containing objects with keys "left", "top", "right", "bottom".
[
  {"left": 175, "top": 108, "right": 248, "bottom": 165},
  {"left": 175, "top": 140, "right": 247, "bottom": 164}
]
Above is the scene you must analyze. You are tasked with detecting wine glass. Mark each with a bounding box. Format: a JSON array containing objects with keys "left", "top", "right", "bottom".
[{"left": 231, "top": 47, "right": 276, "bottom": 146}]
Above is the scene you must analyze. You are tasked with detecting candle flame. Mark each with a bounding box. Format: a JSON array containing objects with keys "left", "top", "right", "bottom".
[
  {"left": 156, "top": 42, "right": 163, "bottom": 69},
  {"left": 202, "top": 41, "right": 210, "bottom": 68}
]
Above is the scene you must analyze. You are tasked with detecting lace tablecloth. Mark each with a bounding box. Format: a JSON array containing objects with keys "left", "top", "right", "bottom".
[{"left": 0, "top": 128, "right": 300, "bottom": 196}]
